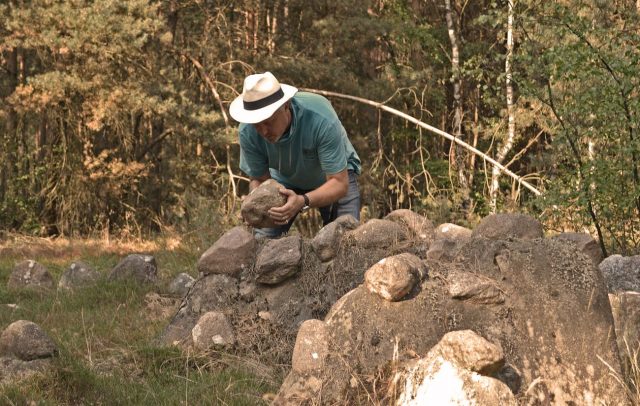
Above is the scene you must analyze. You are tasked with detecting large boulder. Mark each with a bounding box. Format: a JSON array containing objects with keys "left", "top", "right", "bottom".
[
  {"left": 599, "top": 254, "right": 640, "bottom": 292},
  {"left": 197, "top": 226, "right": 256, "bottom": 277},
  {"left": 7, "top": 260, "right": 54, "bottom": 291},
  {"left": 472, "top": 213, "right": 544, "bottom": 240},
  {"left": 241, "top": 179, "right": 287, "bottom": 228},
  {"left": 275, "top": 237, "right": 624, "bottom": 404},
  {"left": 108, "top": 254, "right": 157, "bottom": 284}
]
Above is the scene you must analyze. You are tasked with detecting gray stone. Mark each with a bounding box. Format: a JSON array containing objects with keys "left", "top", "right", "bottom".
[
  {"left": 241, "top": 179, "right": 287, "bottom": 228},
  {"left": 435, "top": 223, "right": 472, "bottom": 241},
  {"left": 197, "top": 226, "right": 256, "bottom": 277},
  {"left": 168, "top": 272, "right": 195, "bottom": 297},
  {"left": 191, "top": 311, "right": 236, "bottom": 350},
  {"left": 108, "top": 254, "right": 157, "bottom": 284},
  {"left": 472, "top": 213, "right": 544, "bottom": 240},
  {"left": 255, "top": 235, "right": 302, "bottom": 284},
  {"left": 7, "top": 260, "right": 54, "bottom": 291},
  {"left": 0, "top": 320, "right": 57, "bottom": 361},
  {"left": 311, "top": 215, "right": 358, "bottom": 262},
  {"left": 291, "top": 319, "right": 329, "bottom": 373},
  {"left": 599, "top": 254, "right": 640, "bottom": 292},
  {"left": 384, "top": 209, "right": 435, "bottom": 243},
  {"left": 552, "top": 232, "right": 603, "bottom": 266},
  {"left": 364, "top": 253, "right": 425, "bottom": 302},
  {"left": 58, "top": 260, "right": 100, "bottom": 291},
  {"left": 346, "top": 219, "right": 409, "bottom": 249}
]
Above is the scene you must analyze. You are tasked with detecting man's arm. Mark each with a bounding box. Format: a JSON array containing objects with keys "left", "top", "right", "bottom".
[
  {"left": 304, "top": 169, "right": 348, "bottom": 208},
  {"left": 268, "top": 169, "right": 348, "bottom": 223}
]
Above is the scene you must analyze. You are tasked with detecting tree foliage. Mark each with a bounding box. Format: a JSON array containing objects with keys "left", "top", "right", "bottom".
[{"left": 1, "top": 0, "right": 639, "bottom": 254}]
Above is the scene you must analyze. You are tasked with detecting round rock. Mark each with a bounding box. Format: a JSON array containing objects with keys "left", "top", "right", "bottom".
[
  {"left": 364, "top": 253, "right": 425, "bottom": 301},
  {"left": 108, "top": 254, "right": 158, "bottom": 284},
  {"left": 0, "top": 320, "right": 57, "bottom": 361},
  {"left": 58, "top": 260, "right": 100, "bottom": 291},
  {"left": 7, "top": 260, "right": 54, "bottom": 291},
  {"left": 191, "top": 311, "right": 236, "bottom": 350}
]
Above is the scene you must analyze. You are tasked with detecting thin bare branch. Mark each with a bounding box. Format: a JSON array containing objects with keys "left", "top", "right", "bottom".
[{"left": 178, "top": 51, "right": 230, "bottom": 126}]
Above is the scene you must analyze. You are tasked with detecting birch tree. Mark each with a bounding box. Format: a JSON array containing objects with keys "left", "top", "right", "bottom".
[
  {"left": 489, "top": 0, "right": 516, "bottom": 212},
  {"left": 444, "top": 0, "right": 471, "bottom": 210}
]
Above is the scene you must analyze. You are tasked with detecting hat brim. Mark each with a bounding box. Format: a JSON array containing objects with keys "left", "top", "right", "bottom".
[{"left": 229, "top": 84, "right": 298, "bottom": 124}]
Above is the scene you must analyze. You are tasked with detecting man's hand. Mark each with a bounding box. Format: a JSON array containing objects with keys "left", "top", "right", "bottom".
[{"left": 268, "top": 188, "right": 305, "bottom": 225}]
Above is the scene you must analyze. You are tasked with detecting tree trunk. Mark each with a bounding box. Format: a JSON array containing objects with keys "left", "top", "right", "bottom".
[
  {"left": 489, "top": 0, "right": 516, "bottom": 213},
  {"left": 468, "top": 86, "right": 480, "bottom": 191},
  {"left": 444, "top": 0, "right": 470, "bottom": 208},
  {"left": 2, "top": 48, "right": 19, "bottom": 202}
]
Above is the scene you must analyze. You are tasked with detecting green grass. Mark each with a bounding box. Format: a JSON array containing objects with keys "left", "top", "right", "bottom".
[{"left": 0, "top": 237, "right": 273, "bottom": 405}]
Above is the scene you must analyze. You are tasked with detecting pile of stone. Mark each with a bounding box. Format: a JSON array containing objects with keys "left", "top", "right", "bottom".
[
  {"left": 155, "top": 177, "right": 628, "bottom": 404},
  {"left": 158, "top": 185, "right": 436, "bottom": 366},
  {"left": 272, "top": 213, "right": 624, "bottom": 404},
  {"left": 3, "top": 177, "right": 637, "bottom": 405}
]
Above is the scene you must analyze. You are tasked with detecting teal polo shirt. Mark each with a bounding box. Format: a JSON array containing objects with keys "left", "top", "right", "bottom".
[{"left": 239, "top": 92, "right": 361, "bottom": 190}]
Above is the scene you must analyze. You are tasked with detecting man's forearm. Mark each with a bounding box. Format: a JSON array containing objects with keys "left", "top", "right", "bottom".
[{"left": 305, "top": 170, "right": 349, "bottom": 208}]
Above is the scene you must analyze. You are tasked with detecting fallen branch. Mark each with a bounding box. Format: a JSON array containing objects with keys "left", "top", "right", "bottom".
[{"left": 301, "top": 88, "right": 542, "bottom": 196}]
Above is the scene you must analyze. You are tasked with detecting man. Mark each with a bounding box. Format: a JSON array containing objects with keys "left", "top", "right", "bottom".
[{"left": 229, "top": 72, "right": 361, "bottom": 238}]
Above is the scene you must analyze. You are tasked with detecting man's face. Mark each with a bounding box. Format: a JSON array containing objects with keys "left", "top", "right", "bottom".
[{"left": 253, "top": 104, "right": 290, "bottom": 143}]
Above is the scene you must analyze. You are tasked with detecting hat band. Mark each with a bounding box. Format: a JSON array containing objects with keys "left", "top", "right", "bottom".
[{"left": 243, "top": 88, "right": 285, "bottom": 111}]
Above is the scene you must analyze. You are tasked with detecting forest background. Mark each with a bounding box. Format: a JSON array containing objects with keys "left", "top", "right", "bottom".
[{"left": 1, "top": 0, "right": 639, "bottom": 257}]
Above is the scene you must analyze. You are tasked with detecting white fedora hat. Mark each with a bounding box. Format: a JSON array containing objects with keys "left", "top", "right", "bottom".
[{"left": 229, "top": 72, "right": 298, "bottom": 124}]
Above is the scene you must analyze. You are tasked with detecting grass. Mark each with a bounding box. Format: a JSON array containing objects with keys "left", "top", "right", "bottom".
[{"left": 0, "top": 235, "right": 274, "bottom": 405}]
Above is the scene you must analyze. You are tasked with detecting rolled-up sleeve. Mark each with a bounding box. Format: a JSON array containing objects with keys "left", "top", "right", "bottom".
[{"left": 239, "top": 127, "right": 268, "bottom": 178}]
